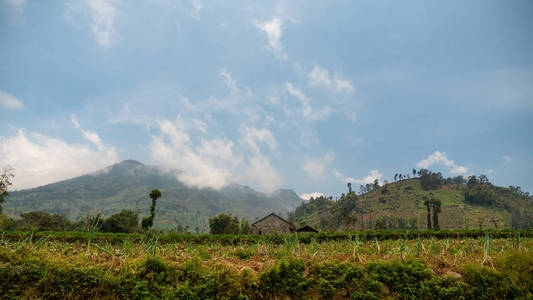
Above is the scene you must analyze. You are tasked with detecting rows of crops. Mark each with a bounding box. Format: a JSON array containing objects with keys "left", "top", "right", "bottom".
[
  {"left": 1, "top": 229, "right": 532, "bottom": 299},
  {"left": 3, "top": 228, "right": 532, "bottom": 245}
]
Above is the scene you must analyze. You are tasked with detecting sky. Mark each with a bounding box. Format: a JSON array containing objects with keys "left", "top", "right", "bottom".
[{"left": 1, "top": 0, "right": 532, "bottom": 198}]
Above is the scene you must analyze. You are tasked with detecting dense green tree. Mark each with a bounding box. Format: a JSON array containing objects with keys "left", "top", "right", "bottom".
[
  {"left": 419, "top": 169, "right": 443, "bottom": 190},
  {"left": 464, "top": 185, "right": 496, "bottom": 206},
  {"left": 142, "top": 189, "right": 162, "bottom": 230},
  {"left": 335, "top": 191, "right": 358, "bottom": 227},
  {"left": 101, "top": 209, "right": 139, "bottom": 233},
  {"left": 240, "top": 218, "right": 251, "bottom": 234},
  {"left": 478, "top": 174, "right": 490, "bottom": 185},
  {"left": 467, "top": 175, "right": 479, "bottom": 188},
  {"left": 0, "top": 166, "right": 14, "bottom": 213},
  {"left": 9, "top": 211, "right": 73, "bottom": 231},
  {"left": 209, "top": 213, "right": 240, "bottom": 234}
]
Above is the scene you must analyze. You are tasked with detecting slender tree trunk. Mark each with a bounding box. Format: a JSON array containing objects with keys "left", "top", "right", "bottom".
[
  {"left": 426, "top": 204, "right": 432, "bottom": 230},
  {"left": 433, "top": 208, "right": 439, "bottom": 230}
]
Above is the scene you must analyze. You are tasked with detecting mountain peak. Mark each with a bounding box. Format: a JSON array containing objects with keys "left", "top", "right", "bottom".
[{"left": 119, "top": 159, "right": 143, "bottom": 166}]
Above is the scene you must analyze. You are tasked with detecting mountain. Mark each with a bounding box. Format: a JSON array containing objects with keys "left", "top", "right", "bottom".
[
  {"left": 293, "top": 178, "right": 533, "bottom": 230},
  {"left": 3, "top": 160, "right": 302, "bottom": 232}
]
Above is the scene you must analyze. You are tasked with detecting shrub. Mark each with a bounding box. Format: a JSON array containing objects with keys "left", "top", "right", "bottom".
[
  {"left": 367, "top": 260, "right": 429, "bottom": 298},
  {"left": 259, "top": 259, "right": 308, "bottom": 297},
  {"left": 463, "top": 265, "right": 523, "bottom": 299}
]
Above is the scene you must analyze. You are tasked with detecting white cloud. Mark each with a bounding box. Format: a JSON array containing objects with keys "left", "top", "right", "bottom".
[
  {"left": 0, "top": 129, "right": 118, "bottom": 190},
  {"left": 71, "top": 114, "right": 106, "bottom": 151},
  {"left": 308, "top": 65, "right": 353, "bottom": 94},
  {"left": 254, "top": 17, "right": 287, "bottom": 60},
  {"left": 66, "top": 0, "right": 117, "bottom": 48},
  {"left": 300, "top": 192, "right": 324, "bottom": 201},
  {"left": 416, "top": 150, "right": 468, "bottom": 175},
  {"left": 239, "top": 125, "right": 277, "bottom": 155},
  {"left": 335, "top": 169, "right": 383, "bottom": 185},
  {"left": 7, "top": 0, "right": 25, "bottom": 11},
  {"left": 243, "top": 155, "right": 283, "bottom": 192},
  {"left": 0, "top": 90, "right": 23, "bottom": 110},
  {"left": 504, "top": 155, "right": 512, "bottom": 163},
  {"left": 150, "top": 119, "right": 235, "bottom": 190},
  {"left": 149, "top": 119, "right": 283, "bottom": 192},
  {"left": 285, "top": 82, "right": 331, "bottom": 120},
  {"left": 302, "top": 152, "right": 334, "bottom": 180},
  {"left": 191, "top": 0, "right": 202, "bottom": 18},
  {"left": 487, "top": 169, "right": 493, "bottom": 175},
  {"left": 219, "top": 68, "right": 240, "bottom": 96},
  {"left": 308, "top": 65, "right": 331, "bottom": 87}
]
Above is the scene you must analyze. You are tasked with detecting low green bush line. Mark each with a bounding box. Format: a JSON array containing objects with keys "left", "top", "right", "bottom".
[
  {"left": 2, "top": 229, "right": 532, "bottom": 245},
  {"left": 1, "top": 256, "right": 530, "bottom": 299}
]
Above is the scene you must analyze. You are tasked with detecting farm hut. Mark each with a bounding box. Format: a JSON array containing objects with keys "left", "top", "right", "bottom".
[
  {"left": 296, "top": 225, "right": 318, "bottom": 233},
  {"left": 251, "top": 213, "right": 295, "bottom": 234}
]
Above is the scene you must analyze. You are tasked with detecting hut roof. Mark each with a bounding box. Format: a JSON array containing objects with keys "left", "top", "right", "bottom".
[
  {"left": 251, "top": 213, "right": 294, "bottom": 228},
  {"left": 296, "top": 225, "right": 318, "bottom": 233}
]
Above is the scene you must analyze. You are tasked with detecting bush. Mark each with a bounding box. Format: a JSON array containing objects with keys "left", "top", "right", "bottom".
[
  {"left": 101, "top": 209, "right": 139, "bottom": 233},
  {"left": 259, "top": 259, "right": 308, "bottom": 297},
  {"left": 367, "top": 260, "right": 429, "bottom": 298},
  {"left": 463, "top": 265, "right": 524, "bottom": 299}
]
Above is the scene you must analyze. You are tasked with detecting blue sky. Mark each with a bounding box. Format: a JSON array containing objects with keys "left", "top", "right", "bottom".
[{"left": 1, "top": 0, "right": 532, "bottom": 197}]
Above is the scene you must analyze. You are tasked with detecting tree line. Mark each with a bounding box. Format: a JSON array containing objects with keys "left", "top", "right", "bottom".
[{"left": 0, "top": 188, "right": 163, "bottom": 233}]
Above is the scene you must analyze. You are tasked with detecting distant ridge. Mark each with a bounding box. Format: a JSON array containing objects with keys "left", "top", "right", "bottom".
[
  {"left": 4, "top": 160, "right": 301, "bottom": 232},
  {"left": 293, "top": 178, "right": 533, "bottom": 230}
]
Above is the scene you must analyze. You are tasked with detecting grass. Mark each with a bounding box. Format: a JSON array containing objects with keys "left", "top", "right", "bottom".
[{"left": 1, "top": 231, "right": 532, "bottom": 299}]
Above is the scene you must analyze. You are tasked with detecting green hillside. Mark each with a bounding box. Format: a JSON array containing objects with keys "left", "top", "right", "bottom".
[
  {"left": 293, "top": 176, "right": 533, "bottom": 231},
  {"left": 3, "top": 160, "right": 301, "bottom": 232}
]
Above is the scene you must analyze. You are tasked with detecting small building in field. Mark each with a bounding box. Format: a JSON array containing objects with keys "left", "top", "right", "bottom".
[
  {"left": 251, "top": 213, "right": 295, "bottom": 234},
  {"left": 296, "top": 225, "right": 318, "bottom": 233}
]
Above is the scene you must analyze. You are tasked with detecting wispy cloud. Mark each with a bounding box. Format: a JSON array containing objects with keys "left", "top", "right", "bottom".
[
  {"left": 302, "top": 152, "right": 334, "bottom": 180},
  {"left": 416, "top": 150, "right": 467, "bottom": 175},
  {"left": 66, "top": 0, "right": 118, "bottom": 48},
  {"left": 71, "top": 114, "right": 107, "bottom": 151},
  {"left": 0, "top": 90, "right": 23, "bottom": 110},
  {"left": 503, "top": 155, "right": 512, "bottom": 163},
  {"left": 0, "top": 128, "right": 117, "bottom": 190},
  {"left": 285, "top": 82, "right": 330, "bottom": 120},
  {"left": 308, "top": 65, "right": 353, "bottom": 94},
  {"left": 191, "top": 0, "right": 203, "bottom": 18},
  {"left": 7, "top": 0, "right": 25, "bottom": 11},
  {"left": 254, "top": 17, "right": 287, "bottom": 60},
  {"left": 334, "top": 169, "right": 383, "bottom": 185}
]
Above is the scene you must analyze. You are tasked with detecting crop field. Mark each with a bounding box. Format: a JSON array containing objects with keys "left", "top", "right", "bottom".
[{"left": 1, "top": 231, "right": 533, "bottom": 299}]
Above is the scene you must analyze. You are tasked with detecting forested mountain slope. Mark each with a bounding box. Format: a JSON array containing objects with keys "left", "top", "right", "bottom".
[
  {"left": 292, "top": 174, "right": 533, "bottom": 231},
  {"left": 3, "top": 160, "right": 301, "bottom": 232}
]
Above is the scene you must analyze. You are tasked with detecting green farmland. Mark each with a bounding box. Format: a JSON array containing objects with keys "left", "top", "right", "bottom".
[{"left": 1, "top": 230, "right": 532, "bottom": 299}]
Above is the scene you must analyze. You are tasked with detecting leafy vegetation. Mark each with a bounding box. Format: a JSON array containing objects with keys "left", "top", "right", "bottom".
[
  {"left": 294, "top": 169, "right": 533, "bottom": 231},
  {"left": 0, "top": 166, "right": 14, "bottom": 213},
  {"left": 3, "top": 160, "right": 301, "bottom": 232},
  {"left": 1, "top": 232, "right": 532, "bottom": 299},
  {"left": 208, "top": 213, "right": 251, "bottom": 234},
  {"left": 141, "top": 189, "right": 162, "bottom": 230}
]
